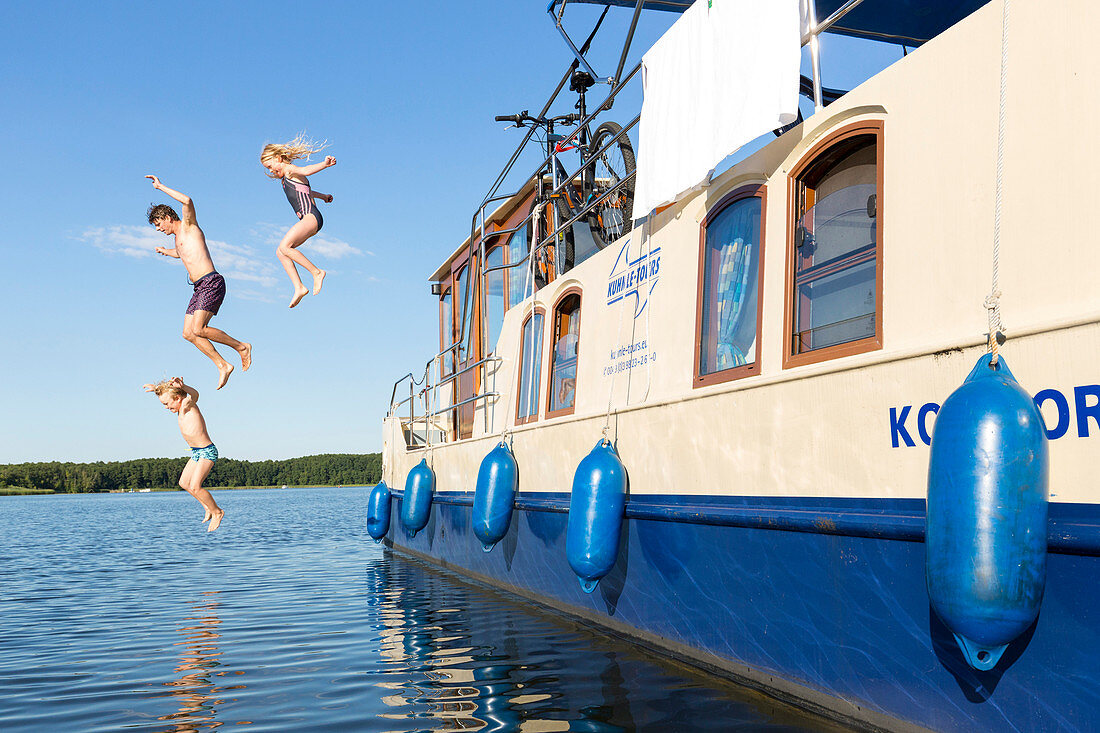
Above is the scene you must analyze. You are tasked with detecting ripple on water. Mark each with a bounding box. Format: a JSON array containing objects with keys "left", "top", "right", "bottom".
[{"left": 0, "top": 488, "right": 841, "bottom": 732}]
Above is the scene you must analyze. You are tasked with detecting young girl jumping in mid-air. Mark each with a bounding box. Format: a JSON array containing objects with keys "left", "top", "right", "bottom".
[{"left": 261, "top": 135, "right": 336, "bottom": 307}]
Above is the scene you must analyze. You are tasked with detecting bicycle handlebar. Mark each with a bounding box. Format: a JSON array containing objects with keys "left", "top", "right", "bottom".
[{"left": 495, "top": 111, "right": 580, "bottom": 127}]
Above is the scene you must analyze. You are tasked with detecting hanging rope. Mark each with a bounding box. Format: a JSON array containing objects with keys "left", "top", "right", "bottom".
[
  {"left": 602, "top": 297, "right": 626, "bottom": 445},
  {"left": 602, "top": 220, "right": 639, "bottom": 444},
  {"left": 425, "top": 376, "right": 435, "bottom": 470},
  {"left": 986, "top": 0, "right": 1010, "bottom": 365},
  {"left": 636, "top": 222, "right": 654, "bottom": 404}
]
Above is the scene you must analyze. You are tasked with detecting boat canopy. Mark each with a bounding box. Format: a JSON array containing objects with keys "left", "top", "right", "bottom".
[{"left": 553, "top": 0, "right": 992, "bottom": 46}]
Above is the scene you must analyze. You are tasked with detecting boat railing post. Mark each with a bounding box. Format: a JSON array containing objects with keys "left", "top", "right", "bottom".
[
  {"left": 807, "top": 0, "right": 824, "bottom": 111},
  {"left": 479, "top": 207, "right": 492, "bottom": 435},
  {"left": 611, "top": 0, "right": 646, "bottom": 90},
  {"left": 408, "top": 379, "right": 415, "bottom": 447}
]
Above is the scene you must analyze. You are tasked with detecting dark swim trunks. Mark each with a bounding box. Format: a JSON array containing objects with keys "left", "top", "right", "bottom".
[
  {"left": 186, "top": 271, "right": 226, "bottom": 315},
  {"left": 282, "top": 177, "right": 324, "bottom": 231}
]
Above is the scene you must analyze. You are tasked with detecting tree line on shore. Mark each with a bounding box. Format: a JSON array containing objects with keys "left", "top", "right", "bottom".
[{"left": 0, "top": 453, "right": 381, "bottom": 493}]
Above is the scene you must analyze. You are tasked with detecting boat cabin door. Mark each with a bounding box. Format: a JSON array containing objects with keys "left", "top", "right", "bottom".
[{"left": 451, "top": 252, "right": 480, "bottom": 441}]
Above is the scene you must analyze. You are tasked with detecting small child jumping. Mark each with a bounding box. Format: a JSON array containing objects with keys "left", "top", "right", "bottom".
[
  {"left": 144, "top": 377, "right": 225, "bottom": 532},
  {"left": 260, "top": 134, "right": 336, "bottom": 308}
]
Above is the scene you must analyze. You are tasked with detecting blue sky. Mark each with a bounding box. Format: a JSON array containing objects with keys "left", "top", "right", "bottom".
[{"left": 0, "top": 1, "right": 900, "bottom": 463}]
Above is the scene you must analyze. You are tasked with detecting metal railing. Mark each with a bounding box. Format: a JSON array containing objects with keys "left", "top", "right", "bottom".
[
  {"left": 388, "top": 335, "right": 503, "bottom": 449},
  {"left": 387, "top": 8, "right": 643, "bottom": 448}
]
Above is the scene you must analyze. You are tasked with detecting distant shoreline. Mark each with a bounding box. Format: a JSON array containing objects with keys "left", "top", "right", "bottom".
[{"left": 0, "top": 485, "right": 365, "bottom": 497}]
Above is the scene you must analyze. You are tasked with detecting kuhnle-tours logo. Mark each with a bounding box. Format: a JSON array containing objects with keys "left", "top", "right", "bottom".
[{"left": 606, "top": 235, "right": 661, "bottom": 319}]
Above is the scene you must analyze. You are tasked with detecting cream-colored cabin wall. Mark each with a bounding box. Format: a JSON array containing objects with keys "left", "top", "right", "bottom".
[
  {"left": 394, "top": 0, "right": 1100, "bottom": 501},
  {"left": 389, "top": 322, "right": 1100, "bottom": 502}
]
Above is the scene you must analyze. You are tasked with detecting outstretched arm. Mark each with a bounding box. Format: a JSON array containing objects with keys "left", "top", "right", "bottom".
[
  {"left": 172, "top": 376, "right": 200, "bottom": 405},
  {"left": 146, "top": 175, "right": 197, "bottom": 226},
  {"left": 293, "top": 155, "right": 336, "bottom": 177},
  {"left": 155, "top": 246, "right": 181, "bottom": 258},
  {"left": 310, "top": 190, "right": 334, "bottom": 203}
]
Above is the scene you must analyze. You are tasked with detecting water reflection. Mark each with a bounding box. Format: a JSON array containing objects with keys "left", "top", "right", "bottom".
[
  {"left": 155, "top": 592, "right": 248, "bottom": 732},
  {"left": 365, "top": 555, "right": 717, "bottom": 733},
  {"left": 361, "top": 551, "right": 842, "bottom": 731}
]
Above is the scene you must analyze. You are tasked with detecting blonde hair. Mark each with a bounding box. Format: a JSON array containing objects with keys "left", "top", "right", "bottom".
[
  {"left": 152, "top": 380, "right": 187, "bottom": 400},
  {"left": 260, "top": 133, "right": 328, "bottom": 178}
]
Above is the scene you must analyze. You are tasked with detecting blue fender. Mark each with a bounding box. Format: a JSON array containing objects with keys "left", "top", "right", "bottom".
[
  {"left": 927, "top": 354, "right": 1049, "bottom": 670},
  {"left": 366, "top": 481, "right": 391, "bottom": 543},
  {"left": 402, "top": 459, "right": 435, "bottom": 537},
  {"left": 473, "top": 442, "right": 518, "bottom": 552},
  {"left": 566, "top": 439, "right": 628, "bottom": 593}
]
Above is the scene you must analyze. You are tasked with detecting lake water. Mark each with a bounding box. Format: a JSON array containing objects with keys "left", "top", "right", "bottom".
[{"left": 0, "top": 487, "right": 840, "bottom": 731}]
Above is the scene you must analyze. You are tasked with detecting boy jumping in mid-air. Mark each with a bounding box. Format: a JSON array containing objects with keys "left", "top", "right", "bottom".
[
  {"left": 147, "top": 174, "right": 251, "bottom": 389},
  {"left": 144, "top": 377, "right": 225, "bottom": 531}
]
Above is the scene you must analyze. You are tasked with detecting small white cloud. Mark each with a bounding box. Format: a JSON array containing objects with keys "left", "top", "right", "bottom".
[
  {"left": 78, "top": 225, "right": 281, "bottom": 289},
  {"left": 206, "top": 238, "right": 280, "bottom": 288},
  {"left": 78, "top": 225, "right": 163, "bottom": 259},
  {"left": 249, "top": 221, "right": 366, "bottom": 259},
  {"left": 248, "top": 222, "right": 286, "bottom": 245},
  {"left": 310, "top": 233, "right": 362, "bottom": 259}
]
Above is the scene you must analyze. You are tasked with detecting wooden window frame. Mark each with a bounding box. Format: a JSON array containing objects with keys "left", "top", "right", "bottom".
[
  {"left": 449, "top": 260, "right": 471, "bottom": 374},
  {"left": 439, "top": 284, "right": 454, "bottom": 376},
  {"left": 504, "top": 196, "right": 536, "bottom": 312},
  {"left": 436, "top": 284, "right": 456, "bottom": 441},
  {"left": 783, "top": 120, "right": 884, "bottom": 370},
  {"left": 514, "top": 306, "right": 547, "bottom": 426},
  {"left": 693, "top": 184, "right": 767, "bottom": 389},
  {"left": 545, "top": 287, "right": 583, "bottom": 419},
  {"left": 450, "top": 246, "right": 482, "bottom": 441},
  {"left": 482, "top": 239, "right": 507, "bottom": 357}
]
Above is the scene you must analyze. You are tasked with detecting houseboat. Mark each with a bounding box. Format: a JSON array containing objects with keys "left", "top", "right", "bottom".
[{"left": 376, "top": 0, "right": 1100, "bottom": 729}]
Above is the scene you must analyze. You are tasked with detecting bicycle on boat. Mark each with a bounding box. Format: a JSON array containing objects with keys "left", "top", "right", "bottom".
[{"left": 496, "top": 70, "right": 636, "bottom": 284}]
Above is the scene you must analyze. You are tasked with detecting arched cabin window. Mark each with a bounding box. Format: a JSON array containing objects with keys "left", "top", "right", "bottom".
[
  {"left": 515, "top": 307, "right": 545, "bottom": 426},
  {"left": 694, "top": 185, "right": 765, "bottom": 387},
  {"left": 547, "top": 289, "right": 581, "bottom": 417},
  {"left": 785, "top": 121, "right": 883, "bottom": 367}
]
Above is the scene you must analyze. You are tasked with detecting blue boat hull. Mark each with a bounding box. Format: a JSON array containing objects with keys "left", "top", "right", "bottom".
[{"left": 384, "top": 492, "right": 1100, "bottom": 732}]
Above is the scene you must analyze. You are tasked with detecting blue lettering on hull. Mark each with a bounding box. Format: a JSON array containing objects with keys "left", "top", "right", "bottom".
[{"left": 890, "top": 385, "right": 1100, "bottom": 446}]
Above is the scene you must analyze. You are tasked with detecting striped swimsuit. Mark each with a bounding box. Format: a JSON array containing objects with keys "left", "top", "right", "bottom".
[{"left": 282, "top": 176, "right": 323, "bottom": 230}]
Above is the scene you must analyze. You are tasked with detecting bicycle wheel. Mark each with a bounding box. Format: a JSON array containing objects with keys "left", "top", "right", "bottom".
[{"left": 587, "top": 121, "right": 636, "bottom": 250}]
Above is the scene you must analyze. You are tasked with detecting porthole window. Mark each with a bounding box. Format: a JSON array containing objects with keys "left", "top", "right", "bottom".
[
  {"left": 786, "top": 121, "right": 883, "bottom": 367},
  {"left": 695, "top": 186, "right": 764, "bottom": 387}
]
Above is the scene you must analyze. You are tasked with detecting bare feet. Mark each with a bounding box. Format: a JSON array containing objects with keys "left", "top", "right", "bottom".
[
  {"left": 216, "top": 363, "right": 233, "bottom": 390},
  {"left": 289, "top": 287, "right": 308, "bottom": 308},
  {"left": 208, "top": 509, "right": 225, "bottom": 532},
  {"left": 239, "top": 342, "right": 252, "bottom": 371},
  {"left": 312, "top": 270, "right": 326, "bottom": 296},
  {"left": 202, "top": 510, "right": 212, "bottom": 523}
]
